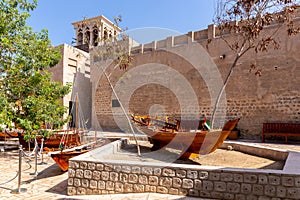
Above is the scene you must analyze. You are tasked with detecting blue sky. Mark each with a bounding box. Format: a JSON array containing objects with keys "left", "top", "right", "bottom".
[{"left": 27, "top": 0, "right": 216, "bottom": 46}]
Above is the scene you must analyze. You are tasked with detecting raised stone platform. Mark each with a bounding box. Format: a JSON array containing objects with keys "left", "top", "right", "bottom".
[{"left": 68, "top": 139, "right": 300, "bottom": 199}]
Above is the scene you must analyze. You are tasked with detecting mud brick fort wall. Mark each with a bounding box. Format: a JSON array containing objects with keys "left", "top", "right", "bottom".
[{"left": 90, "top": 18, "right": 300, "bottom": 139}]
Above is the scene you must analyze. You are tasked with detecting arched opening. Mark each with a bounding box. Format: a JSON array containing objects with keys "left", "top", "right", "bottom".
[
  {"left": 77, "top": 29, "right": 83, "bottom": 45},
  {"left": 85, "top": 27, "right": 90, "bottom": 44},
  {"left": 109, "top": 31, "right": 113, "bottom": 40},
  {"left": 114, "top": 30, "right": 117, "bottom": 40},
  {"left": 93, "top": 28, "right": 99, "bottom": 46},
  {"left": 103, "top": 28, "right": 108, "bottom": 41}
]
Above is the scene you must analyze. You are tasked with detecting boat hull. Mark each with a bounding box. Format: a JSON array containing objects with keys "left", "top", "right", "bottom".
[
  {"left": 50, "top": 149, "right": 88, "bottom": 171},
  {"left": 0, "top": 131, "right": 20, "bottom": 140},
  {"left": 149, "top": 129, "right": 230, "bottom": 157},
  {"left": 18, "top": 130, "right": 81, "bottom": 150},
  {"left": 50, "top": 139, "right": 111, "bottom": 171},
  {"left": 133, "top": 118, "right": 239, "bottom": 158}
]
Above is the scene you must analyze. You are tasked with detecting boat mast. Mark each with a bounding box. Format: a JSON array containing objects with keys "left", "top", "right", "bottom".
[
  {"left": 75, "top": 93, "right": 79, "bottom": 131},
  {"left": 101, "top": 68, "right": 141, "bottom": 156}
]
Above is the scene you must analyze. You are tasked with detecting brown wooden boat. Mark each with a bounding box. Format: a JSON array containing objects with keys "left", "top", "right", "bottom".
[
  {"left": 18, "top": 129, "right": 82, "bottom": 150},
  {"left": 0, "top": 130, "right": 21, "bottom": 140},
  {"left": 50, "top": 146, "right": 89, "bottom": 171},
  {"left": 49, "top": 93, "right": 94, "bottom": 171},
  {"left": 0, "top": 129, "right": 81, "bottom": 150},
  {"left": 51, "top": 150, "right": 88, "bottom": 171},
  {"left": 132, "top": 115, "right": 239, "bottom": 158},
  {"left": 50, "top": 139, "right": 110, "bottom": 171}
]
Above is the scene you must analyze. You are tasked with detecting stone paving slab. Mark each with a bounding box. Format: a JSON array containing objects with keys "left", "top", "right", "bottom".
[
  {"left": 283, "top": 151, "right": 300, "bottom": 173},
  {"left": 225, "top": 139, "right": 300, "bottom": 152}
]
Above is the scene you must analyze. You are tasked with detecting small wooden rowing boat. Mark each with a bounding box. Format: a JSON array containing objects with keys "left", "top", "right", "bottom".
[
  {"left": 51, "top": 150, "right": 88, "bottom": 171},
  {"left": 50, "top": 93, "right": 94, "bottom": 171},
  {"left": 50, "top": 138, "right": 110, "bottom": 171},
  {"left": 132, "top": 115, "right": 239, "bottom": 158},
  {"left": 50, "top": 144, "right": 90, "bottom": 171}
]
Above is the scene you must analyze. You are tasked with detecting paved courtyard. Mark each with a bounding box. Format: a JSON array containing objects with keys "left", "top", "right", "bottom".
[{"left": 1, "top": 138, "right": 300, "bottom": 200}]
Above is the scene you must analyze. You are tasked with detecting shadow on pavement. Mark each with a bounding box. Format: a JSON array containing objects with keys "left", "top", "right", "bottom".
[
  {"left": 46, "top": 179, "right": 68, "bottom": 195},
  {"left": 23, "top": 163, "right": 66, "bottom": 184}
]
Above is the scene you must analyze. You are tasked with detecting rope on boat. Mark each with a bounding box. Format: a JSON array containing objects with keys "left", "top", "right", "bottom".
[
  {"left": 59, "top": 134, "right": 64, "bottom": 151},
  {"left": 100, "top": 66, "right": 141, "bottom": 156},
  {"left": 56, "top": 92, "right": 88, "bottom": 150}
]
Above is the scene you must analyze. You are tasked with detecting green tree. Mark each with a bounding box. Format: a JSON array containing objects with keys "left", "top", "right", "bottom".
[{"left": 0, "top": 0, "right": 70, "bottom": 140}]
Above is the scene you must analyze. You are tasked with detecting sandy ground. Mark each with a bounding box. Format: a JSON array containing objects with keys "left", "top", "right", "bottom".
[
  {"left": 190, "top": 149, "right": 284, "bottom": 169},
  {"left": 122, "top": 141, "right": 285, "bottom": 170}
]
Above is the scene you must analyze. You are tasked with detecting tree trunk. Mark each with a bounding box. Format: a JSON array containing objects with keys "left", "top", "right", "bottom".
[{"left": 210, "top": 54, "right": 240, "bottom": 129}]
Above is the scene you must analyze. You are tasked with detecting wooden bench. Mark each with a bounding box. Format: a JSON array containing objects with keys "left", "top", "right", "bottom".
[{"left": 262, "top": 122, "right": 300, "bottom": 143}]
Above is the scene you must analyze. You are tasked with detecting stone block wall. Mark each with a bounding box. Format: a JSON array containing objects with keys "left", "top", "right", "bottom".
[
  {"left": 90, "top": 18, "right": 300, "bottom": 139},
  {"left": 67, "top": 159, "right": 300, "bottom": 199}
]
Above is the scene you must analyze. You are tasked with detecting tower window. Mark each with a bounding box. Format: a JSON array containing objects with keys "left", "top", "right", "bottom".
[
  {"left": 93, "top": 29, "right": 99, "bottom": 46},
  {"left": 77, "top": 32, "right": 83, "bottom": 45}
]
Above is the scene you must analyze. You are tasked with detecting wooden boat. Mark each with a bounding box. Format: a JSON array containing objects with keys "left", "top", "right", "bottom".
[
  {"left": 0, "top": 129, "right": 21, "bottom": 140},
  {"left": 51, "top": 150, "right": 88, "bottom": 171},
  {"left": 132, "top": 115, "right": 239, "bottom": 158},
  {"left": 50, "top": 138, "right": 110, "bottom": 171},
  {"left": 0, "top": 128, "right": 81, "bottom": 151},
  {"left": 18, "top": 129, "right": 82, "bottom": 150},
  {"left": 50, "top": 93, "right": 111, "bottom": 171},
  {"left": 50, "top": 142, "right": 90, "bottom": 171}
]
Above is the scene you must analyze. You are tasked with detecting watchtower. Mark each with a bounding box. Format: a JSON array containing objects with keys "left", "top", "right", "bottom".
[{"left": 72, "top": 15, "right": 121, "bottom": 52}]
